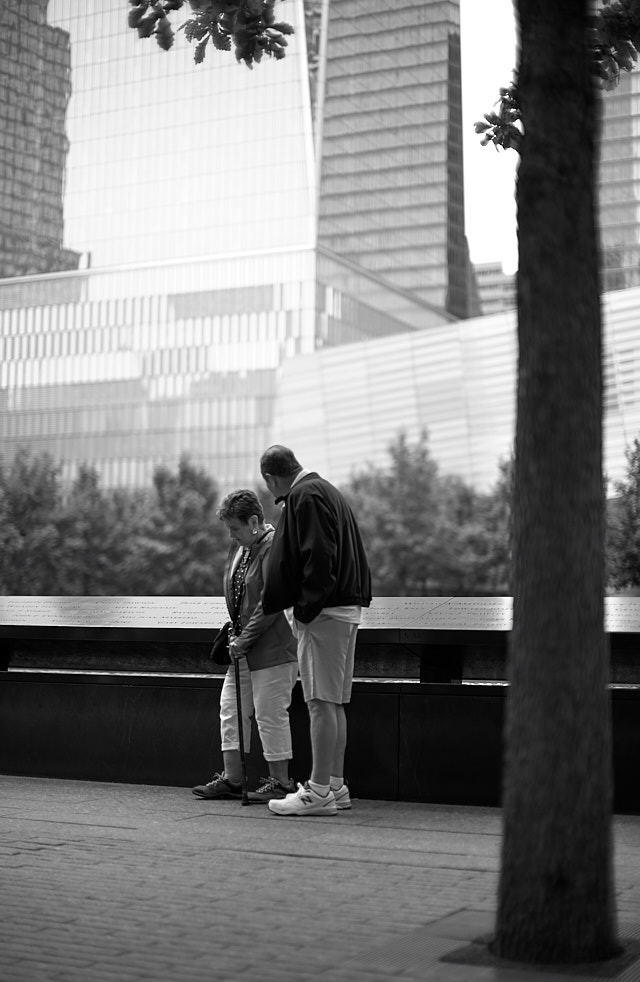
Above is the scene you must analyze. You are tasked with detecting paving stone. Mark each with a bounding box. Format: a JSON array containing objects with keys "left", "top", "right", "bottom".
[{"left": 0, "top": 776, "right": 638, "bottom": 982}]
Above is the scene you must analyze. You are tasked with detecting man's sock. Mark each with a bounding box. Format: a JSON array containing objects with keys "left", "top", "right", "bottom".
[
  {"left": 308, "top": 780, "right": 330, "bottom": 797},
  {"left": 330, "top": 775, "right": 344, "bottom": 791}
]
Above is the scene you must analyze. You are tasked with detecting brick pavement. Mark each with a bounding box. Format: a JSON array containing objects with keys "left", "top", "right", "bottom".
[{"left": 1, "top": 776, "right": 639, "bottom": 982}]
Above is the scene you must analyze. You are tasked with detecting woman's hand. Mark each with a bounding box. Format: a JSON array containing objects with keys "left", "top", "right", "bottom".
[{"left": 228, "top": 637, "right": 246, "bottom": 661}]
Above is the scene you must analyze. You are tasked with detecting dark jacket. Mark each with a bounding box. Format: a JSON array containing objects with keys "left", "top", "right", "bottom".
[
  {"left": 262, "top": 472, "right": 372, "bottom": 624},
  {"left": 223, "top": 527, "right": 297, "bottom": 672}
]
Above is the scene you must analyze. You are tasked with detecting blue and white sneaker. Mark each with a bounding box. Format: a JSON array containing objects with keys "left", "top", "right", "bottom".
[
  {"left": 268, "top": 781, "right": 337, "bottom": 816},
  {"left": 332, "top": 783, "right": 352, "bottom": 810}
]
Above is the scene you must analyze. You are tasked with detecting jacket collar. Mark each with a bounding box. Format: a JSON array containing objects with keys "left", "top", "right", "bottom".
[{"left": 275, "top": 471, "right": 318, "bottom": 504}]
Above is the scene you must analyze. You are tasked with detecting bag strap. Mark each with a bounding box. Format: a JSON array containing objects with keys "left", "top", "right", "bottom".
[
  {"left": 230, "top": 548, "right": 250, "bottom": 636},
  {"left": 229, "top": 531, "right": 269, "bottom": 635}
]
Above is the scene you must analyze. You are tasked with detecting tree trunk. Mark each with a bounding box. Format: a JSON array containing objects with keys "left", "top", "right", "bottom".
[{"left": 494, "top": 0, "right": 619, "bottom": 963}]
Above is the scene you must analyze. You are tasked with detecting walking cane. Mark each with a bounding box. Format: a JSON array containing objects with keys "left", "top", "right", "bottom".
[{"left": 233, "top": 650, "right": 251, "bottom": 806}]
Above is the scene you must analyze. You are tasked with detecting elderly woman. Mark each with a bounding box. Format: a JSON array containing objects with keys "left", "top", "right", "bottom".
[{"left": 192, "top": 488, "right": 298, "bottom": 802}]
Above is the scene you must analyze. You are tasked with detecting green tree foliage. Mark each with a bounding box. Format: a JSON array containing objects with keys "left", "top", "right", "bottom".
[
  {"left": 593, "top": 0, "right": 640, "bottom": 87},
  {"left": 0, "top": 448, "right": 63, "bottom": 594},
  {"left": 0, "top": 442, "right": 516, "bottom": 597},
  {"left": 0, "top": 451, "right": 227, "bottom": 596},
  {"left": 127, "top": 0, "right": 294, "bottom": 66},
  {"left": 342, "top": 433, "right": 511, "bottom": 596},
  {"left": 129, "top": 454, "right": 227, "bottom": 595},
  {"left": 474, "top": 82, "right": 523, "bottom": 152},
  {"left": 56, "top": 465, "right": 150, "bottom": 595},
  {"left": 606, "top": 438, "right": 640, "bottom": 590}
]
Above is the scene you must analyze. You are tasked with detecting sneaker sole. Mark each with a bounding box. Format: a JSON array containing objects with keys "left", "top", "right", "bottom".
[
  {"left": 268, "top": 803, "right": 338, "bottom": 816},
  {"left": 192, "top": 790, "right": 242, "bottom": 799}
]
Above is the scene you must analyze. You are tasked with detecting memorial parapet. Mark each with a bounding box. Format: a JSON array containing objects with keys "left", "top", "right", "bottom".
[
  {"left": 0, "top": 595, "right": 511, "bottom": 642},
  {"left": 1, "top": 596, "right": 640, "bottom": 681}
]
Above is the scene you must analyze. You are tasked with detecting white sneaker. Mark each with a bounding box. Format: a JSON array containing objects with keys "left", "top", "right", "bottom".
[
  {"left": 268, "top": 781, "right": 337, "bottom": 816},
  {"left": 332, "top": 783, "right": 352, "bottom": 810}
]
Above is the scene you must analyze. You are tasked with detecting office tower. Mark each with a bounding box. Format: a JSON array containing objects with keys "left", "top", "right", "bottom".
[
  {"left": 319, "top": 0, "right": 477, "bottom": 317},
  {"left": 46, "top": 0, "right": 317, "bottom": 267},
  {"left": 600, "top": 71, "right": 640, "bottom": 291},
  {"left": 43, "top": 0, "right": 475, "bottom": 318},
  {"left": 272, "top": 287, "right": 640, "bottom": 492},
  {"left": 0, "top": 1, "right": 79, "bottom": 277},
  {"left": 474, "top": 262, "right": 516, "bottom": 316},
  {"left": 0, "top": 0, "right": 475, "bottom": 491}
]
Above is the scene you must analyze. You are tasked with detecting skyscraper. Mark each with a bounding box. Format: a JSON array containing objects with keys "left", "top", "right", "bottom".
[
  {"left": 43, "top": 0, "right": 475, "bottom": 314},
  {"left": 0, "top": 1, "right": 79, "bottom": 277},
  {"left": 0, "top": 0, "right": 475, "bottom": 491},
  {"left": 318, "top": 0, "right": 476, "bottom": 317},
  {"left": 599, "top": 70, "right": 640, "bottom": 292}
]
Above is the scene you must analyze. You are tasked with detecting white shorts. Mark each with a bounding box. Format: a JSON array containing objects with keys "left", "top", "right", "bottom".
[{"left": 294, "top": 612, "right": 358, "bottom": 704}]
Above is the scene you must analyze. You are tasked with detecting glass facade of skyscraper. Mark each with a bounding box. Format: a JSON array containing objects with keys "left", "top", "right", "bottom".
[
  {"left": 47, "top": 0, "right": 316, "bottom": 266},
  {"left": 599, "top": 71, "right": 640, "bottom": 291},
  {"left": 319, "top": 0, "right": 476, "bottom": 317},
  {"left": 274, "top": 287, "right": 640, "bottom": 492},
  {"left": 0, "top": 1, "right": 477, "bottom": 494},
  {"left": 0, "top": 0, "right": 79, "bottom": 277},
  {"left": 0, "top": 246, "right": 448, "bottom": 490}
]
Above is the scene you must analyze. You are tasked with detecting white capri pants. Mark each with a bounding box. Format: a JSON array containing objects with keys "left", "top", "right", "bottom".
[{"left": 220, "top": 659, "right": 298, "bottom": 761}]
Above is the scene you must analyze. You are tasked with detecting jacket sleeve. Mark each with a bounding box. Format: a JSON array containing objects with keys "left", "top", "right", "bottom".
[
  {"left": 293, "top": 494, "right": 338, "bottom": 623},
  {"left": 232, "top": 547, "right": 282, "bottom": 657}
]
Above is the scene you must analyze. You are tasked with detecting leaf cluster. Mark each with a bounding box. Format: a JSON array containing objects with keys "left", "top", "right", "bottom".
[
  {"left": 474, "top": 81, "right": 523, "bottom": 153},
  {"left": 128, "top": 1, "right": 180, "bottom": 51},
  {"left": 476, "top": 1, "right": 640, "bottom": 152},
  {"left": 127, "top": 0, "right": 294, "bottom": 67},
  {"left": 592, "top": 0, "right": 640, "bottom": 88}
]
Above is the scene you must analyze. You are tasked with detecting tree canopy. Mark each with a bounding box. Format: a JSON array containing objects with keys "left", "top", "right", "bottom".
[
  {"left": 606, "top": 438, "right": 640, "bottom": 591},
  {"left": 127, "top": 0, "right": 294, "bottom": 66},
  {"left": 0, "top": 450, "right": 226, "bottom": 596},
  {"left": 342, "top": 432, "right": 511, "bottom": 596}
]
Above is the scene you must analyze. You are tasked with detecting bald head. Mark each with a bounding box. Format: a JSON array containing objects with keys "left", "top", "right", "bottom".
[{"left": 260, "top": 445, "right": 302, "bottom": 479}]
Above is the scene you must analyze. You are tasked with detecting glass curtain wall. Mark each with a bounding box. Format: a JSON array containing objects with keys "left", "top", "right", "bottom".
[{"left": 47, "top": 0, "right": 316, "bottom": 267}]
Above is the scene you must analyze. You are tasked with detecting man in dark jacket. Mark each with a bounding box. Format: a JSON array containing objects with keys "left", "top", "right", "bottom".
[{"left": 260, "top": 445, "right": 372, "bottom": 816}]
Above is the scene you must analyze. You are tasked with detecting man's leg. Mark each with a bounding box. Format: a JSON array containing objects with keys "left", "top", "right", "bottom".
[
  {"left": 307, "top": 698, "right": 338, "bottom": 787},
  {"left": 332, "top": 702, "right": 347, "bottom": 778},
  {"left": 268, "top": 695, "right": 339, "bottom": 815}
]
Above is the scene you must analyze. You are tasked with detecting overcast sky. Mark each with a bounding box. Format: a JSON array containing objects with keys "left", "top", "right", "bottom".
[{"left": 460, "top": 0, "right": 519, "bottom": 273}]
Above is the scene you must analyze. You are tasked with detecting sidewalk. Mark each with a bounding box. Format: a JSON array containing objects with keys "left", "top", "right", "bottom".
[{"left": 1, "top": 777, "right": 640, "bottom": 982}]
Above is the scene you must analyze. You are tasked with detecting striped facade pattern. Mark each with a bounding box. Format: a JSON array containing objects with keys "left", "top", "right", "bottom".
[{"left": 273, "top": 287, "right": 640, "bottom": 492}]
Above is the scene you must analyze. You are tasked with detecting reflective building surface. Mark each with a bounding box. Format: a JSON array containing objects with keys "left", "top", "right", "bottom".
[
  {"left": 0, "top": 248, "right": 451, "bottom": 489},
  {"left": 47, "top": 0, "right": 317, "bottom": 265},
  {"left": 274, "top": 286, "right": 640, "bottom": 492},
  {"left": 600, "top": 71, "right": 640, "bottom": 291},
  {"left": 319, "top": 0, "right": 475, "bottom": 316},
  {"left": 0, "top": 1, "right": 79, "bottom": 277},
  {"left": 0, "top": 1, "right": 479, "bottom": 492}
]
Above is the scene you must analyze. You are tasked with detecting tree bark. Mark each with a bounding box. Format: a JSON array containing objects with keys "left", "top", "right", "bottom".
[{"left": 494, "top": 0, "right": 619, "bottom": 963}]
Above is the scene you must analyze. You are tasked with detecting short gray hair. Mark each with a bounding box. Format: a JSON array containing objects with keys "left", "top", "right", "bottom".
[{"left": 217, "top": 488, "right": 264, "bottom": 524}]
